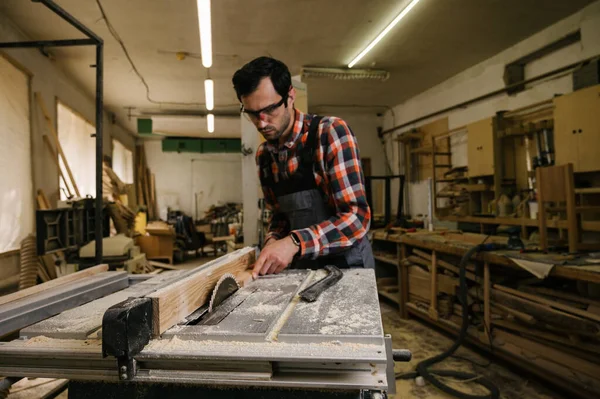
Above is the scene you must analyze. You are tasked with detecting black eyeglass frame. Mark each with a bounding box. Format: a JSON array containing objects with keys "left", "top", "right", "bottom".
[{"left": 240, "top": 95, "right": 288, "bottom": 119}]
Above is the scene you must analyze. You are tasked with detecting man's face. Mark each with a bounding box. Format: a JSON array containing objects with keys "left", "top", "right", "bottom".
[{"left": 240, "top": 77, "right": 294, "bottom": 142}]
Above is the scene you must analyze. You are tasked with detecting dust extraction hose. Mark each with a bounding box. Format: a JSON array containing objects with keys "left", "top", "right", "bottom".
[{"left": 398, "top": 244, "right": 500, "bottom": 399}]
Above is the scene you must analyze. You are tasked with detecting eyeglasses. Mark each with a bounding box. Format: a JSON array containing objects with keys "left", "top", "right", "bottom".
[{"left": 241, "top": 97, "right": 286, "bottom": 120}]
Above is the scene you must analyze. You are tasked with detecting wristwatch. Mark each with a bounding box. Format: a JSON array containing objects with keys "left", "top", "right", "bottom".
[{"left": 289, "top": 232, "right": 301, "bottom": 249}]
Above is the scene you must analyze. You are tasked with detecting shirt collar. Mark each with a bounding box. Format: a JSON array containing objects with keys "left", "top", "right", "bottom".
[{"left": 265, "top": 109, "right": 306, "bottom": 152}]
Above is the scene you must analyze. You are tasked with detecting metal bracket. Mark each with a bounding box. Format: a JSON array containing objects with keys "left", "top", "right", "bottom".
[{"left": 102, "top": 297, "right": 153, "bottom": 380}]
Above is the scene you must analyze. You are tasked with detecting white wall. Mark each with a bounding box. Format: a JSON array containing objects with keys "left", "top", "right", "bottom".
[
  {"left": 0, "top": 13, "right": 137, "bottom": 282},
  {"left": 144, "top": 141, "right": 243, "bottom": 220},
  {"left": 384, "top": 1, "right": 600, "bottom": 217}
]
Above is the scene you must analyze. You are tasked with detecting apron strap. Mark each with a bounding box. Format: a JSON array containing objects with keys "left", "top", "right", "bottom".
[{"left": 300, "top": 115, "right": 323, "bottom": 166}]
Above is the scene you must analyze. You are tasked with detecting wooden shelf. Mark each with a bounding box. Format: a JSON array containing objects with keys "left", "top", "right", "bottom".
[
  {"left": 439, "top": 214, "right": 600, "bottom": 231},
  {"left": 378, "top": 289, "right": 400, "bottom": 304},
  {"left": 374, "top": 254, "right": 399, "bottom": 266},
  {"left": 575, "top": 188, "right": 600, "bottom": 195}
]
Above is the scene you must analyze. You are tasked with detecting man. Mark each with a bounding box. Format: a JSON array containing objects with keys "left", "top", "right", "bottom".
[{"left": 232, "top": 56, "right": 374, "bottom": 279}]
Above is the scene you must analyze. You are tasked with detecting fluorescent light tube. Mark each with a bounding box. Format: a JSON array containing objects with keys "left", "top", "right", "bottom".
[
  {"left": 348, "top": 0, "right": 421, "bottom": 68},
  {"left": 204, "top": 79, "right": 214, "bottom": 110},
  {"left": 197, "top": 0, "right": 212, "bottom": 68},
  {"left": 207, "top": 113, "right": 214, "bottom": 133}
]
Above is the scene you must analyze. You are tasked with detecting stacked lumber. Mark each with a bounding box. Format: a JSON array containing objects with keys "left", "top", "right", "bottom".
[
  {"left": 135, "top": 145, "right": 158, "bottom": 221},
  {"left": 405, "top": 247, "right": 600, "bottom": 398},
  {"left": 103, "top": 162, "right": 136, "bottom": 236}
]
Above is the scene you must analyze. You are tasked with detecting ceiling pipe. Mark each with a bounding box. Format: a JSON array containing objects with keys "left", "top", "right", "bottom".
[{"left": 381, "top": 54, "right": 599, "bottom": 136}]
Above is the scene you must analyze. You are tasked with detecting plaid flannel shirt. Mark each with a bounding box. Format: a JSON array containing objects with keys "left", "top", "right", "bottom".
[{"left": 256, "top": 110, "right": 371, "bottom": 259}]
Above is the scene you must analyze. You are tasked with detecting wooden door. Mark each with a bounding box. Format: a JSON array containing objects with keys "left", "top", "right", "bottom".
[
  {"left": 467, "top": 117, "right": 494, "bottom": 177},
  {"left": 554, "top": 90, "right": 580, "bottom": 169},
  {"left": 575, "top": 85, "right": 600, "bottom": 172}
]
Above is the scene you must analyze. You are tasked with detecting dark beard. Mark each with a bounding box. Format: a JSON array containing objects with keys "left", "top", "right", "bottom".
[{"left": 265, "top": 110, "right": 291, "bottom": 144}]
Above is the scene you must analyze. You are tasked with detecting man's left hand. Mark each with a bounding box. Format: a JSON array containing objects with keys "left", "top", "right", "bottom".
[{"left": 252, "top": 236, "right": 299, "bottom": 279}]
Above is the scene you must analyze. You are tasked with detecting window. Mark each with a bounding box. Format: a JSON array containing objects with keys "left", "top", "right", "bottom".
[
  {"left": 0, "top": 55, "right": 33, "bottom": 252},
  {"left": 112, "top": 139, "right": 133, "bottom": 183},
  {"left": 57, "top": 101, "right": 96, "bottom": 199}
]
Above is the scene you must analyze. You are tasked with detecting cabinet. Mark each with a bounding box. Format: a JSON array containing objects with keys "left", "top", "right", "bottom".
[
  {"left": 467, "top": 117, "right": 495, "bottom": 177},
  {"left": 554, "top": 85, "right": 600, "bottom": 172}
]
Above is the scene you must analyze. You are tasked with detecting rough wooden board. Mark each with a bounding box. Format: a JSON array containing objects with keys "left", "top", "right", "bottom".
[
  {"left": 21, "top": 272, "right": 185, "bottom": 339},
  {"left": 0, "top": 264, "right": 108, "bottom": 307},
  {"left": 495, "top": 284, "right": 600, "bottom": 323},
  {"left": 8, "top": 377, "right": 68, "bottom": 399},
  {"left": 146, "top": 247, "right": 255, "bottom": 336},
  {"left": 494, "top": 329, "right": 600, "bottom": 380},
  {"left": 493, "top": 319, "right": 600, "bottom": 356},
  {"left": 492, "top": 289, "right": 600, "bottom": 334}
]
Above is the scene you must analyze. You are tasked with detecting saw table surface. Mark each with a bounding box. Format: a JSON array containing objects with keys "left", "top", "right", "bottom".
[{"left": 0, "top": 268, "right": 393, "bottom": 393}]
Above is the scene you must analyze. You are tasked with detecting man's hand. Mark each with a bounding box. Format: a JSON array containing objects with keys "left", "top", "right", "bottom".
[{"left": 252, "top": 236, "right": 299, "bottom": 279}]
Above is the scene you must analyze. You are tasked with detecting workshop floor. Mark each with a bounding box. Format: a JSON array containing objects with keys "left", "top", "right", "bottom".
[{"left": 381, "top": 302, "right": 566, "bottom": 399}]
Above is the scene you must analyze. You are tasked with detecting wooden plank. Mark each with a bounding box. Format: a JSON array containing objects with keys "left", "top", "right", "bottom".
[
  {"left": 429, "top": 251, "right": 439, "bottom": 320},
  {"left": 42, "top": 135, "right": 73, "bottom": 199},
  {"left": 0, "top": 264, "right": 108, "bottom": 307},
  {"left": 492, "top": 289, "right": 599, "bottom": 334},
  {"left": 495, "top": 284, "right": 600, "bottom": 324},
  {"left": 412, "top": 249, "right": 478, "bottom": 281},
  {"left": 492, "top": 303, "right": 536, "bottom": 325},
  {"left": 495, "top": 329, "right": 600, "bottom": 380},
  {"left": 34, "top": 92, "right": 80, "bottom": 197},
  {"left": 146, "top": 247, "right": 255, "bottom": 336},
  {"left": 493, "top": 319, "right": 600, "bottom": 356},
  {"left": 525, "top": 286, "right": 600, "bottom": 307},
  {"left": 399, "top": 244, "right": 408, "bottom": 319},
  {"left": 483, "top": 261, "right": 490, "bottom": 342}
]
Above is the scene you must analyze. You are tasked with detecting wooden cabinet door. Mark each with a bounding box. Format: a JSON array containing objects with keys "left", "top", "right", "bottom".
[
  {"left": 575, "top": 85, "right": 600, "bottom": 172},
  {"left": 467, "top": 117, "right": 494, "bottom": 177},
  {"left": 553, "top": 93, "right": 579, "bottom": 169}
]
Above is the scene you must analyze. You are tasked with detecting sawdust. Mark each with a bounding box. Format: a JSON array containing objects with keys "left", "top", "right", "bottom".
[
  {"left": 144, "top": 335, "right": 382, "bottom": 359},
  {"left": 22, "top": 335, "right": 102, "bottom": 350},
  {"left": 292, "top": 270, "right": 381, "bottom": 335}
]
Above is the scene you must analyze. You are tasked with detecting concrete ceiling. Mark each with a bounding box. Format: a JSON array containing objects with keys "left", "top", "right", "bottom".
[{"left": 0, "top": 0, "right": 594, "bottom": 138}]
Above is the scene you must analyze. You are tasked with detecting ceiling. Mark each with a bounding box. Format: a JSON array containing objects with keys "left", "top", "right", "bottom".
[{"left": 0, "top": 0, "right": 594, "bottom": 138}]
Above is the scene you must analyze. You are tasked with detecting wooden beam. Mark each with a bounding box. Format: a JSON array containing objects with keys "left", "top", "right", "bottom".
[
  {"left": 146, "top": 247, "right": 255, "bottom": 336},
  {"left": 495, "top": 284, "right": 600, "bottom": 324},
  {"left": 492, "top": 289, "right": 599, "bottom": 334},
  {"left": 0, "top": 264, "right": 109, "bottom": 307},
  {"left": 483, "top": 261, "right": 491, "bottom": 342},
  {"left": 429, "top": 251, "right": 439, "bottom": 320}
]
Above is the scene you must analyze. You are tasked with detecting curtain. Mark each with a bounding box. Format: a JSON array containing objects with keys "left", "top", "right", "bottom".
[
  {"left": 0, "top": 55, "right": 33, "bottom": 252},
  {"left": 57, "top": 102, "right": 96, "bottom": 199},
  {"left": 112, "top": 139, "right": 133, "bottom": 183}
]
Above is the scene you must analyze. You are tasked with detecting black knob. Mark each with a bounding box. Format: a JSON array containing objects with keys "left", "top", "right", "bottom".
[
  {"left": 392, "top": 349, "right": 412, "bottom": 362},
  {"left": 578, "top": 129, "right": 583, "bottom": 133},
  {"left": 573, "top": 130, "right": 576, "bottom": 134}
]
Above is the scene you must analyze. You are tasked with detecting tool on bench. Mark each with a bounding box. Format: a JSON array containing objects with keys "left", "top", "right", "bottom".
[
  {"left": 496, "top": 225, "right": 525, "bottom": 250},
  {"left": 299, "top": 265, "right": 343, "bottom": 302}
]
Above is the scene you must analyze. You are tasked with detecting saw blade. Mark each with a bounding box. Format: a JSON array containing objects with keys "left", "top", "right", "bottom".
[{"left": 208, "top": 273, "right": 240, "bottom": 313}]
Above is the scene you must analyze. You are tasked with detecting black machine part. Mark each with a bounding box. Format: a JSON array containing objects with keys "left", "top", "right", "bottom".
[
  {"left": 496, "top": 225, "right": 525, "bottom": 250},
  {"left": 102, "top": 297, "right": 153, "bottom": 380},
  {"left": 299, "top": 265, "right": 343, "bottom": 302}
]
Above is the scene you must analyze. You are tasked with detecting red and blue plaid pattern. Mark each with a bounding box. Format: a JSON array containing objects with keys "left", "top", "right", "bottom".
[{"left": 256, "top": 111, "right": 371, "bottom": 259}]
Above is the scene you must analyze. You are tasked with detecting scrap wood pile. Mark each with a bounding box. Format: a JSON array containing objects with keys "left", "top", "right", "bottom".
[
  {"left": 103, "top": 162, "right": 136, "bottom": 236},
  {"left": 403, "top": 247, "right": 600, "bottom": 398},
  {"left": 135, "top": 145, "right": 158, "bottom": 221}
]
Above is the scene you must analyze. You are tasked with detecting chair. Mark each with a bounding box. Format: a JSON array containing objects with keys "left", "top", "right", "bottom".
[{"left": 536, "top": 163, "right": 600, "bottom": 253}]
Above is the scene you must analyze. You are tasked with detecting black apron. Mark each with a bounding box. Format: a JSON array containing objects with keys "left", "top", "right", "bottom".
[{"left": 259, "top": 115, "right": 375, "bottom": 269}]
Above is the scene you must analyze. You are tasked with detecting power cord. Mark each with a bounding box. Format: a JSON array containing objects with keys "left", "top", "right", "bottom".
[{"left": 397, "top": 243, "right": 500, "bottom": 399}]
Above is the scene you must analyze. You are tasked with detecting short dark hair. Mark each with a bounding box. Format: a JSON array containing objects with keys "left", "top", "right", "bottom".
[{"left": 232, "top": 56, "right": 291, "bottom": 102}]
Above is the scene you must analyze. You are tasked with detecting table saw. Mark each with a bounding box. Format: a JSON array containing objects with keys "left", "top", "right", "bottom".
[{"left": 0, "top": 257, "right": 409, "bottom": 398}]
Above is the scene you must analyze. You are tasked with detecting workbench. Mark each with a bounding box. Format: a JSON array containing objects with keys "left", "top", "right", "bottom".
[
  {"left": 372, "top": 229, "right": 600, "bottom": 398},
  {"left": 0, "top": 268, "right": 398, "bottom": 398}
]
